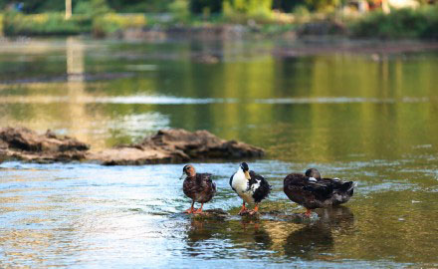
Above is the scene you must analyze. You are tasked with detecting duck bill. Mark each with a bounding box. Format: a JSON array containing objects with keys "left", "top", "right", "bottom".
[
  {"left": 244, "top": 171, "right": 251, "bottom": 180},
  {"left": 179, "top": 173, "right": 185, "bottom": 180}
]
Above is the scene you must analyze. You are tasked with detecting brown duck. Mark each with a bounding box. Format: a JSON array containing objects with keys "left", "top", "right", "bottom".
[
  {"left": 180, "top": 164, "right": 216, "bottom": 214},
  {"left": 283, "top": 168, "right": 355, "bottom": 217}
]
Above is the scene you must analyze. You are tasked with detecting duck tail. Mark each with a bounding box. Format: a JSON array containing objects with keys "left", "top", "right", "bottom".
[{"left": 340, "top": 181, "right": 355, "bottom": 195}]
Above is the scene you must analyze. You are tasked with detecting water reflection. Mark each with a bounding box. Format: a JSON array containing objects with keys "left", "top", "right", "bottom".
[
  {"left": 1, "top": 39, "right": 438, "bottom": 161},
  {"left": 285, "top": 223, "right": 334, "bottom": 260},
  {"left": 1, "top": 38, "right": 438, "bottom": 268},
  {"left": 284, "top": 207, "right": 354, "bottom": 260},
  {"left": 182, "top": 207, "right": 355, "bottom": 261},
  {"left": 184, "top": 218, "right": 273, "bottom": 259},
  {"left": 66, "top": 37, "right": 85, "bottom": 82}
]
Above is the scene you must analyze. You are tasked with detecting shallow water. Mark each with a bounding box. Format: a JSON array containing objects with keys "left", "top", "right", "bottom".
[{"left": 1, "top": 37, "right": 438, "bottom": 268}]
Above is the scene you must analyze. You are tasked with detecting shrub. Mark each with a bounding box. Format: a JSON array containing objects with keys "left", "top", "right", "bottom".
[
  {"left": 305, "top": 0, "right": 341, "bottom": 12},
  {"left": 224, "top": 0, "right": 273, "bottom": 16},
  {"left": 223, "top": 0, "right": 275, "bottom": 24},
  {"left": 189, "top": 0, "right": 223, "bottom": 14},
  {"left": 3, "top": 12, "right": 92, "bottom": 36},
  {"left": 350, "top": 5, "right": 438, "bottom": 39},
  {"left": 92, "top": 13, "right": 147, "bottom": 37},
  {"left": 168, "top": 0, "right": 190, "bottom": 23}
]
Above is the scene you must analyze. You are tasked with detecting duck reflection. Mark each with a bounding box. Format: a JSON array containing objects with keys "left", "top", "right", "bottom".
[
  {"left": 183, "top": 207, "right": 353, "bottom": 259},
  {"left": 183, "top": 218, "right": 272, "bottom": 258},
  {"left": 238, "top": 219, "right": 273, "bottom": 251},
  {"left": 314, "top": 206, "right": 355, "bottom": 233},
  {"left": 186, "top": 219, "right": 215, "bottom": 244},
  {"left": 284, "top": 206, "right": 355, "bottom": 260},
  {"left": 284, "top": 221, "right": 333, "bottom": 259}
]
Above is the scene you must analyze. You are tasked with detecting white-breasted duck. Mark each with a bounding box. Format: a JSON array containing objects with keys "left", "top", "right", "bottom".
[
  {"left": 283, "top": 168, "right": 355, "bottom": 217},
  {"left": 180, "top": 164, "right": 216, "bottom": 214},
  {"left": 229, "top": 162, "right": 271, "bottom": 215}
]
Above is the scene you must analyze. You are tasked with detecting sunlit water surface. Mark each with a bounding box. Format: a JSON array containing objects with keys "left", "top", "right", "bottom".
[{"left": 1, "top": 38, "right": 438, "bottom": 268}]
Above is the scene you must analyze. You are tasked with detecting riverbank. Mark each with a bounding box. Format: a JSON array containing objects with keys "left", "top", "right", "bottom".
[{"left": 1, "top": 5, "right": 437, "bottom": 40}]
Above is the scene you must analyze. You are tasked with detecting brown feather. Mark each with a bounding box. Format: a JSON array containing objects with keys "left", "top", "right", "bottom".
[{"left": 183, "top": 173, "right": 216, "bottom": 203}]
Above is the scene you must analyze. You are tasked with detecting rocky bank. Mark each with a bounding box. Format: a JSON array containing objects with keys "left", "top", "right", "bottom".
[{"left": 0, "top": 127, "right": 264, "bottom": 165}]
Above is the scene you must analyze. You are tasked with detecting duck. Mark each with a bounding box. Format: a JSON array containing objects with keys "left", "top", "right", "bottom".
[
  {"left": 230, "top": 162, "right": 271, "bottom": 215},
  {"left": 283, "top": 168, "right": 355, "bottom": 217},
  {"left": 180, "top": 164, "right": 216, "bottom": 214}
]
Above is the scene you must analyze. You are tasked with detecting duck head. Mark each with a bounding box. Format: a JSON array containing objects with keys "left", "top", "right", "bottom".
[
  {"left": 240, "top": 162, "right": 251, "bottom": 180},
  {"left": 180, "top": 164, "right": 196, "bottom": 179},
  {"left": 305, "top": 168, "right": 321, "bottom": 180}
]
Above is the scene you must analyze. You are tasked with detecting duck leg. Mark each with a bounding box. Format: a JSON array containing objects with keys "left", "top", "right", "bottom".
[
  {"left": 305, "top": 208, "right": 312, "bottom": 217},
  {"left": 185, "top": 200, "right": 196, "bottom": 214},
  {"left": 249, "top": 203, "right": 259, "bottom": 215},
  {"left": 238, "top": 201, "right": 247, "bottom": 215},
  {"left": 193, "top": 203, "right": 204, "bottom": 214}
]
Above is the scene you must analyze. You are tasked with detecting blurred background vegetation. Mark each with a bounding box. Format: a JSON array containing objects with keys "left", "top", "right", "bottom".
[{"left": 0, "top": 0, "right": 436, "bottom": 38}]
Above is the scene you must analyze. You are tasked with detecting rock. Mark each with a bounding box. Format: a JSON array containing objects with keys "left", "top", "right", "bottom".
[
  {"left": 142, "top": 129, "right": 264, "bottom": 159},
  {"left": 90, "top": 129, "right": 264, "bottom": 165},
  {"left": 87, "top": 145, "right": 189, "bottom": 165},
  {"left": 189, "top": 209, "right": 229, "bottom": 220},
  {"left": 0, "top": 127, "right": 89, "bottom": 163},
  {"left": 0, "top": 127, "right": 264, "bottom": 165}
]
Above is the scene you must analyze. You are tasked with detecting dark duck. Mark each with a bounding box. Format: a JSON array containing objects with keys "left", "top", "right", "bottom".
[
  {"left": 283, "top": 168, "right": 355, "bottom": 217},
  {"left": 180, "top": 164, "right": 216, "bottom": 214},
  {"left": 230, "top": 162, "right": 271, "bottom": 215}
]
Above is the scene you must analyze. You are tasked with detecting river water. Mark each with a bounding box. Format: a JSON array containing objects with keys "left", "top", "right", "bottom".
[{"left": 1, "top": 37, "right": 438, "bottom": 268}]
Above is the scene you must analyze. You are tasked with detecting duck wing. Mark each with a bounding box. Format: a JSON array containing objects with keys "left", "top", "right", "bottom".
[
  {"left": 283, "top": 173, "right": 328, "bottom": 209},
  {"left": 303, "top": 181, "right": 334, "bottom": 200},
  {"left": 195, "top": 173, "right": 216, "bottom": 203},
  {"left": 283, "top": 173, "right": 308, "bottom": 189},
  {"left": 249, "top": 171, "right": 271, "bottom": 203},
  {"left": 229, "top": 173, "right": 236, "bottom": 192},
  {"left": 197, "top": 173, "right": 215, "bottom": 191},
  {"left": 183, "top": 177, "right": 197, "bottom": 199}
]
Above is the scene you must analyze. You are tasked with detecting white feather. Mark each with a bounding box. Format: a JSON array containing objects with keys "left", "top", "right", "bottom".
[
  {"left": 231, "top": 168, "right": 255, "bottom": 204},
  {"left": 251, "top": 179, "right": 261, "bottom": 192},
  {"left": 308, "top": 177, "right": 317, "bottom": 182}
]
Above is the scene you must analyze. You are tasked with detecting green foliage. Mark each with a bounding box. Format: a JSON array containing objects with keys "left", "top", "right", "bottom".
[
  {"left": 73, "top": 0, "right": 112, "bottom": 17},
  {"left": 3, "top": 12, "right": 91, "bottom": 36},
  {"left": 74, "top": 1, "right": 93, "bottom": 15},
  {"left": 224, "top": 0, "right": 273, "bottom": 15},
  {"left": 305, "top": 0, "right": 341, "bottom": 11},
  {"left": 0, "top": 0, "right": 174, "bottom": 14},
  {"left": 92, "top": 13, "right": 147, "bottom": 36},
  {"left": 189, "top": 0, "right": 222, "bottom": 14},
  {"left": 106, "top": 0, "right": 174, "bottom": 13},
  {"left": 272, "top": 0, "right": 306, "bottom": 12},
  {"left": 169, "top": 0, "right": 190, "bottom": 23},
  {"left": 90, "top": 0, "right": 112, "bottom": 17},
  {"left": 350, "top": 6, "right": 438, "bottom": 39},
  {"left": 293, "top": 5, "right": 310, "bottom": 16},
  {"left": 222, "top": 0, "right": 274, "bottom": 24}
]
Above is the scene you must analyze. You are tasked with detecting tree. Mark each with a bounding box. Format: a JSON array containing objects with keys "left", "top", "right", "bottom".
[{"left": 65, "top": 0, "right": 72, "bottom": 19}]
